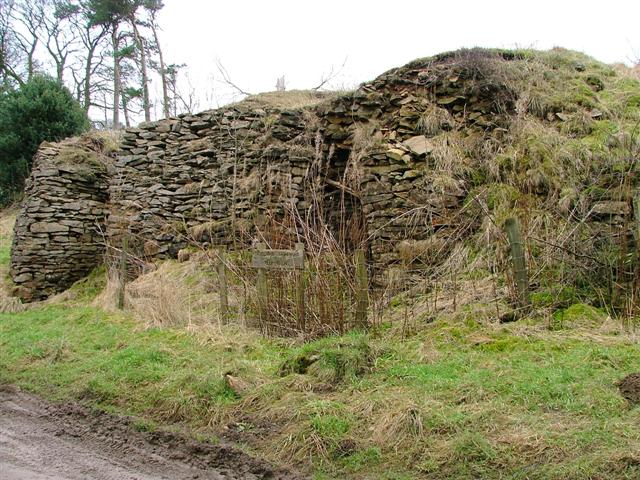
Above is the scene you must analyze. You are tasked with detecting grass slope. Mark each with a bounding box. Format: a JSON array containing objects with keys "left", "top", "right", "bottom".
[{"left": 1, "top": 294, "right": 639, "bottom": 479}]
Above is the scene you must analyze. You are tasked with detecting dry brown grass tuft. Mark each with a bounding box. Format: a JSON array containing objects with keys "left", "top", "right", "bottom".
[
  {"left": 237, "top": 90, "right": 343, "bottom": 110},
  {"left": 417, "top": 103, "right": 456, "bottom": 135},
  {"left": 0, "top": 206, "right": 17, "bottom": 236},
  {"left": 94, "top": 252, "right": 229, "bottom": 328},
  {"left": 126, "top": 259, "right": 217, "bottom": 328},
  {"left": 92, "top": 269, "right": 121, "bottom": 313},
  {"left": 85, "top": 129, "right": 124, "bottom": 154},
  {"left": 275, "top": 425, "right": 331, "bottom": 464},
  {"left": 0, "top": 294, "right": 24, "bottom": 313},
  {"left": 367, "top": 395, "right": 426, "bottom": 451}
]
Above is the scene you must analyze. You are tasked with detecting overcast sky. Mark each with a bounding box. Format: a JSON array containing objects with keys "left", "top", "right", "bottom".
[{"left": 155, "top": 0, "right": 640, "bottom": 111}]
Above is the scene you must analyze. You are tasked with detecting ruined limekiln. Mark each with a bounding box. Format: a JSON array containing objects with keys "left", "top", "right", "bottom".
[{"left": 11, "top": 49, "right": 640, "bottom": 302}]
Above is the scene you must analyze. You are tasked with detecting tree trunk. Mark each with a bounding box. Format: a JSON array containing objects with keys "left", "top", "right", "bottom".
[
  {"left": 130, "top": 18, "right": 150, "bottom": 122},
  {"left": 111, "top": 26, "right": 121, "bottom": 129},
  {"left": 169, "top": 68, "right": 177, "bottom": 116},
  {"left": 150, "top": 20, "right": 169, "bottom": 119},
  {"left": 102, "top": 92, "right": 108, "bottom": 127},
  {"left": 122, "top": 95, "right": 130, "bottom": 128},
  {"left": 56, "top": 60, "right": 63, "bottom": 84},
  {"left": 79, "top": 21, "right": 107, "bottom": 115},
  {"left": 0, "top": 52, "right": 25, "bottom": 87},
  {"left": 83, "top": 42, "right": 96, "bottom": 113},
  {"left": 27, "top": 41, "right": 37, "bottom": 80}
]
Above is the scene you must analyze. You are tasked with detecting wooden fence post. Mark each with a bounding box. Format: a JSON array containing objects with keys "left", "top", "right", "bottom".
[
  {"left": 218, "top": 246, "right": 228, "bottom": 325},
  {"left": 295, "top": 243, "right": 305, "bottom": 332},
  {"left": 354, "top": 249, "right": 368, "bottom": 328},
  {"left": 504, "top": 217, "right": 530, "bottom": 309},
  {"left": 116, "top": 236, "right": 128, "bottom": 310},
  {"left": 633, "top": 193, "right": 640, "bottom": 313},
  {"left": 634, "top": 193, "right": 640, "bottom": 248},
  {"left": 255, "top": 243, "right": 268, "bottom": 329}
]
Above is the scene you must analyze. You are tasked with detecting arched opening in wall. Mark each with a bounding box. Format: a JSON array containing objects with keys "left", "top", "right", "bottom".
[
  {"left": 238, "top": 144, "right": 370, "bottom": 337},
  {"left": 318, "top": 146, "right": 368, "bottom": 257},
  {"left": 258, "top": 150, "right": 367, "bottom": 255}
]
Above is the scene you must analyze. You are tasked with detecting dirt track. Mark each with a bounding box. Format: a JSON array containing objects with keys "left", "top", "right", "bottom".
[{"left": 0, "top": 386, "right": 303, "bottom": 480}]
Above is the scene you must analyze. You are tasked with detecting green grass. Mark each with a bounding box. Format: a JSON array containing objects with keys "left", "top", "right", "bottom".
[
  {"left": 1, "top": 299, "right": 638, "bottom": 479},
  {"left": 0, "top": 229, "right": 11, "bottom": 267},
  {"left": 0, "top": 305, "right": 284, "bottom": 422},
  {"left": 0, "top": 244, "right": 9, "bottom": 266}
]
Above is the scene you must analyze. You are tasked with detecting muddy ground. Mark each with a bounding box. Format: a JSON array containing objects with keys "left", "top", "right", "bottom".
[
  {"left": 0, "top": 386, "right": 304, "bottom": 480},
  {"left": 618, "top": 373, "right": 640, "bottom": 405}
]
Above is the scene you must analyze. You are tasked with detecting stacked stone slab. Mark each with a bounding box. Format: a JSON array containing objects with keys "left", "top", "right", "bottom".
[
  {"left": 108, "top": 102, "right": 313, "bottom": 258},
  {"left": 10, "top": 137, "right": 111, "bottom": 301},
  {"left": 106, "top": 62, "right": 508, "bottom": 270}
]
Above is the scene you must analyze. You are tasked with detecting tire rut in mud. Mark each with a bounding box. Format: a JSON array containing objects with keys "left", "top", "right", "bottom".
[{"left": 0, "top": 385, "right": 305, "bottom": 480}]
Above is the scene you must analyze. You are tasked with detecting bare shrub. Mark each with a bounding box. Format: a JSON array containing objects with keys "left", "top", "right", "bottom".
[{"left": 225, "top": 205, "right": 366, "bottom": 338}]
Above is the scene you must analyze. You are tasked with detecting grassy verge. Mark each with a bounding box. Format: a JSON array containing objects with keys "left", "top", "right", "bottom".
[
  {"left": 1, "top": 293, "right": 639, "bottom": 479},
  {"left": 0, "top": 304, "right": 281, "bottom": 422},
  {"left": 1, "top": 204, "right": 639, "bottom": 479}
]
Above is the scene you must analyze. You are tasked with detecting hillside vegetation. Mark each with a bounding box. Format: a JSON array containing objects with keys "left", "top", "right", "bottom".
[
  {"left": 352, "top": 47, "right": 640, "bottom": 319},
  {"left": 1, "top": 251, "right": 638, "bottom": 479},
  {"left": 1, "top": 48, "right": 640, "bottom": 479}
]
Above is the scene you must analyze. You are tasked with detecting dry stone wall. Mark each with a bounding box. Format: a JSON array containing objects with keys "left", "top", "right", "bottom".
[
  {"left": 109, "top": 103, "right": 314, "bottom": 258},
  {"left": 8, "top": 57, "right": 524, "bottom": 300},
  {"left": 11, "top": 50, "right": 637, "bottom": 301},
  {"left": 10, "top": 137, "right": 111, "bottom": 301},
  {"left": 315, "top": 58, "right": 514, "bottom": 268}
]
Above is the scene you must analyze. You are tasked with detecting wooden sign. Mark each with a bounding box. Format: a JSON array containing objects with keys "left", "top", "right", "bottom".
[{"left": 251, "top": 243, "right": 304, "bottom": 270}]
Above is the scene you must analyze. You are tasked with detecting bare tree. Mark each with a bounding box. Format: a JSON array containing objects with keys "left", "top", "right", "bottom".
[
  {"left": 118, "top": 39, "right": 144, "bottom": 127},
  {"left": 166, "top": 64, "right": 199, "bottom": 115},
  {"left": 127, "top": 7, "right": 150, "bottom": 121},
  {"left": 144, "top": 0, "right": 169, "bottom": 118},
  {"left": 40, "top": 1, "right": 80, "bottom": 84},
  {"left": 10, "top": 0, "right": 46, "bottom": 81},
  {"left": 87, "top": 0, "right": 139, "bottom": 129},
  {"left": 312, "top": 56, "right": 348, "bottom": 91},
  {"left": 121, "top": 85, "right": 141, "bottom": 127},
  {"left": 110, "top": 27, "right": 122, "bottom": 128},
  {"left": 1, "top": 0, "right": 179, "bottom": 125},
  {"left": 215, "top": 58, "right": 251, "bottom": 96},
  {"left": 165, "top": 62, "right": 184, "bottom": 116},
  {"left": 0, "top": 0, "right": 25, "bottom": 88},
  {"left": 68, "top": 1, "right": 110, "bottom": 112}
]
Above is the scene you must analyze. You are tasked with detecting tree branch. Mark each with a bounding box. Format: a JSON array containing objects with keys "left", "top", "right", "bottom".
[
  {"left": 312, "top": 56, "right": 348, "bottom": 91},
  {"left": 215, "top": 58, "right": 251, "bottom": 96}
]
